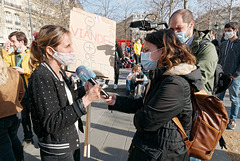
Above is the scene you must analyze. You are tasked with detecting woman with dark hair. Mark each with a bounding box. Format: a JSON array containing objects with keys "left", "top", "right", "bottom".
[
  {"left": 103, "top": 29, "right": 203, "bottom": 161},
  {"left": 28, "top": 25, "right": 101, "bottom": 161}
]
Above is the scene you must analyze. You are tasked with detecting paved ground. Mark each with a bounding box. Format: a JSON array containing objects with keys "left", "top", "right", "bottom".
[{"left": 18, "top": 68, "right": 239, "bottom": 161}]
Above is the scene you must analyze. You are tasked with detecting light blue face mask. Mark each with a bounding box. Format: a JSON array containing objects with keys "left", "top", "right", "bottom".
[
  {"left": 175, "top": 31, "right": 189, "bottom": 43},
  {"left": 141, "top": 49, "right": 160, "bottom": 70},
  {"left": 16, "top": 47, "right": 21, "bottom": 53}
]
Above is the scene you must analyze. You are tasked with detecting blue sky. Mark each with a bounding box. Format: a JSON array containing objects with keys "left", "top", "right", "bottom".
[
  {"left": 82, "top": 0, "right": 237, "bottom": 22},
  {"left": 189, "top": 0, "right": 197, "bottom": 8},
  {"left": 82, "top": 0, "right": 200, "bottom": 21}
]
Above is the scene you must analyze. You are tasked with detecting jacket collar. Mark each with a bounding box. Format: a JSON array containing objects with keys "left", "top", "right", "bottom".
[
  {"left": 163, "top": 63, "right": 197, "bottom": 76},
  {"left": 41, "top": 62, "right": 74, "bottom": 91},
  {"left": 15, "top": 48, "right": 30, "bottom": 56},
  {"left": 190, "top": 30, "right": 212, "bottom": 54},
  {"left": 153, "top": 64, "right": 202, "bottom": 92},
  {"left": 41, "top": 62, "right": 60, "bottom": 81}
]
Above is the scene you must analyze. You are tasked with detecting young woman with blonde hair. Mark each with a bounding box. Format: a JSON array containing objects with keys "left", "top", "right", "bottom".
[{"left": 28, "top": 25, "right": 101, "bottom": 161}]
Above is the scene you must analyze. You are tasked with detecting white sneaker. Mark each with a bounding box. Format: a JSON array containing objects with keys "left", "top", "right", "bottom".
[
  {"left": 227, "top": 119, "right": 236, "bottom": 130},
  {"left": 102, "top": 84, "right": 109, "bottom": 89},
  {"left": 114, "top": 84, "right": 118, "bottom": 89}
]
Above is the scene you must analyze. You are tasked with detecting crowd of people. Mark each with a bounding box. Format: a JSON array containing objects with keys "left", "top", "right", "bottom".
[{"left": 0, "top": 8, "right": 239, "bottom": 161}]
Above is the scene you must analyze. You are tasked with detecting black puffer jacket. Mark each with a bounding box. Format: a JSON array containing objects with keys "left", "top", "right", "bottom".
[{"left": 109, "top": 64, "right": 203, "bottom": 160}]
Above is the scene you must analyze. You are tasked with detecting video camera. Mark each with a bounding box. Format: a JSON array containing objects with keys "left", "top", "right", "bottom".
[
  {"left": 130, "top": 20, "right": 168, "bottom": 31},
  {"left": 129, "top": 14, "right": 168, "bottom": 31}
]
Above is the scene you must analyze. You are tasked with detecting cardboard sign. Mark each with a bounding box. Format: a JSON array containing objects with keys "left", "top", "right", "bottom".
[{"left": 68, "top": 8, "right": 116, "bottom": 80}]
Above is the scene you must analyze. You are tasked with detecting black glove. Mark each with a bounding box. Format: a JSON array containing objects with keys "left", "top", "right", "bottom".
[{"left": 219, "top": 136, "right": 227, "bottom": 149}]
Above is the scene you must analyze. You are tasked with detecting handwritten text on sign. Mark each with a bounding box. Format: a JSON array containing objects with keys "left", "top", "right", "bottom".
[{"left": 68, "top": 8, "right": 116, "bottom": 79}]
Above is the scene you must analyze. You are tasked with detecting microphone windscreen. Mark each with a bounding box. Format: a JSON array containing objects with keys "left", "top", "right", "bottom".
[{"left": 76, "top": 65, "right": 96, "bottom": 82}]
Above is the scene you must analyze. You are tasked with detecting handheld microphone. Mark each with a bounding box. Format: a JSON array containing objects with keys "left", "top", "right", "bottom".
[{"left": 76, "top": 65, "right": 109, "bottom": 99}]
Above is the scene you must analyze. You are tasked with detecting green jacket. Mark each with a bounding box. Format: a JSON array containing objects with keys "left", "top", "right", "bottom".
[{"left": 189, "top": 30, "right": 218, "bottom": 94}]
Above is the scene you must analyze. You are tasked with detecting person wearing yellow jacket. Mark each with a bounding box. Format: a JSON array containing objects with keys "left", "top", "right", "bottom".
[
  {"left": 1, "top": 41, "right": 14, "bottom": 60},
  {"left": 133, "top": 38, "right": 142, "bottom": 64},
  {"left": 5, "top": 31, "right": 34, "bottom": 147}
]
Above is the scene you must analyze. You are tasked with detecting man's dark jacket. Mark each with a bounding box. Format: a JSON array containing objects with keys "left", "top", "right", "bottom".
[{"left": 219, "top": 38, "right": 240, "bottom": 78}]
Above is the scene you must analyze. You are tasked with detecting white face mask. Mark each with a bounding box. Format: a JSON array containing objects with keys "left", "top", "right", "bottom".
[
  {"left": 137, "top": 40, "right": 141, "bottom": 44},
  {"left": 225, "top": 31, "right": 235, "bottom": 39},
  {"left": 50, "top": 47, "right": 75, "bottom": 66}
]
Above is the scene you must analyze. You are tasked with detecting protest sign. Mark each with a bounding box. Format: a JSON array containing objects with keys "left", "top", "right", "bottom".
[{"left": 69, "top": 8, "right": 116, "bottom": 80}]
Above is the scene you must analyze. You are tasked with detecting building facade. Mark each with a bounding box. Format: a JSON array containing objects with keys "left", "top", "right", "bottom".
[
  {"left": 0, "top": 0, "right": 27, "bottom": 46},
  {"left": 0, "top": 0, "right": 82, "bottom": 47}
]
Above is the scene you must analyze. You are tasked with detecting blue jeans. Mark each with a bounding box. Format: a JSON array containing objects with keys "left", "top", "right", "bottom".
[
  {"left": 126, "top": 79, "right": 132, "bottom": 95},
  {"left": 190, "top": 157, "right": 201, "bottom": 161},
  {"left": 0, "top": 114, "right": 24, "bottom": 161},
  {"left": 217, "top": 76, "right": 240, "bottom": 121},
  {"left": 126, "top": 79, "right": 144, "bottom": 95}
]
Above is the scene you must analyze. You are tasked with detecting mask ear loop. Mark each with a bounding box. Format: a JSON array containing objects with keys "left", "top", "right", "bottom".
[
  {"left": 153, "top": 48, "right": 162, "bottom": 53},
  {"left": 151, "top": 48, "right": 163, "bottom": 62},
  {"left": 45, "top": 47, "right": 57, "bottom": 60},
  {"left": 49, "top": 47, "right": 58, "bottom": 55}
]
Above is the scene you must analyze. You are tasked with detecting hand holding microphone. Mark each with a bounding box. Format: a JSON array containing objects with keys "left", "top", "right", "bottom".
[
  {"left": 82, "top": 84, "right": 101, "bottom": 107},
  {"left": 76, "top": 65, "right": 109, "bottom": 99},
  {"left": 83, "top": 81, "right": 93, "bottom": 92},
  {"left": 103, "top": 94, "right": 116, "bottom": 106}
]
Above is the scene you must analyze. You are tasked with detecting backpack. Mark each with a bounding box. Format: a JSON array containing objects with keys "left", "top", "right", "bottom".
[
  {"left": 213, "top": 64, "right": 232, "bottom": 94},
  {"left": 133, "top": 84, "right": 145, "bottom": 99},
  {"left": 172, "top": 90, "right": 228, "bottom": 160},
  {"left": 196, "top": 40, "right": 232, "bottom": 94}
]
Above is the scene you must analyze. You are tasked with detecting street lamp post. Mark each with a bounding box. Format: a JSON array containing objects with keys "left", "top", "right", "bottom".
[
  {"left": 27, "top": 0, "right": 33, "bottom": 40},
  {"left": 214, "top": 22, "right": 219, "bottom": 39},
  {"left": 130, "top": 28, "right": 133, "bottom": 53},
  {"left": 136, "top": 33, "right": 139, "bottom": 39}
]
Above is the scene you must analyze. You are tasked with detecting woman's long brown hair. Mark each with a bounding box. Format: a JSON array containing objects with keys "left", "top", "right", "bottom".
[{"left": 144, "top": 29, "right": 196, "bottom": 69}]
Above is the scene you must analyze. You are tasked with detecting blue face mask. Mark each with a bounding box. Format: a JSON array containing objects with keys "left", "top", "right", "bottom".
[
  {"left": 16, "top": 47, "right": 21, "bottom": 53},
  {"left": 141, "top": 49, "right": 160, "bottom": 70},
  {"left": 176, "top": 32, "right": 189, "bottom": 43}
]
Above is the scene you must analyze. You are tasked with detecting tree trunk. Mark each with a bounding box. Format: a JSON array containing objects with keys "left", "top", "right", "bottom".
[
  {"left": 228, "top": 0, "right": 233, "bottom": 21},
  {"left": 169, "top": 0, "right": 173, "bottom": 18}
]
